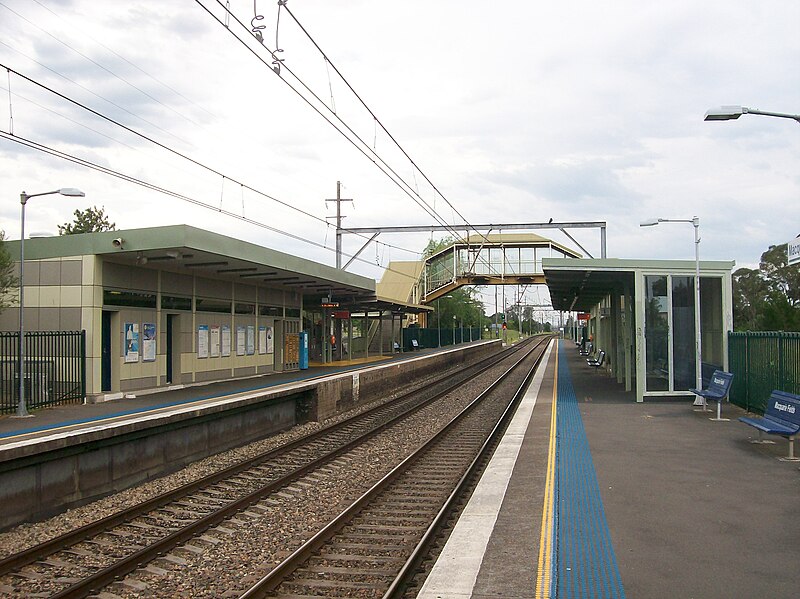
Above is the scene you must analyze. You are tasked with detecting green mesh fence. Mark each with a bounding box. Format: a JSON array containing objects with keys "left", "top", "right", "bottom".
[
  {"left": 401, "top": 327, "right": 482, "bottom": 351},
  {"left": 728, "top": 331, "right": 800, "bottom": 414}
]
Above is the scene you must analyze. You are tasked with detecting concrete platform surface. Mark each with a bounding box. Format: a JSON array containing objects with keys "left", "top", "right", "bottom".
[{"left": 420, "top": 339, "right": 799, "bottom": 599}]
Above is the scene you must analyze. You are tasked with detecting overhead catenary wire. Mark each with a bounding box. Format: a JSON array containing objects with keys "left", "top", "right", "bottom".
[
  {"left": 0, "top": 130, "right": 423, "bottom": 280},
  {"left": 200, "top": 0, "right": 469, "bottom": 242},
  {"left": 0, "top": 1, "right": 207, "bottom": 130},
  {"left": 0, "top": 62, "right": 418, "bottom": 257},
  {"left": 27, "top": 0, "right": 219, "bottom": 122},
  {"left": 279, "top": 2, "right": 487, "bottom": 243}
]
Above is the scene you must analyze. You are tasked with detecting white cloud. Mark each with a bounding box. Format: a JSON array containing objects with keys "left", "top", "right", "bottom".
[{"left": 0, "top": 0, "right": 797, "bottom": 289}]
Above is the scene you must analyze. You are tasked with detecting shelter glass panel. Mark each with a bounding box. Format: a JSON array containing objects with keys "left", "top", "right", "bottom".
[
  {"left": 520, "top": 248, "right": 535, "bottom": 273},
  {"left": 644, "top": 275, "right": 669, "bottom": 391},
  {"left": 504, "top": 248, "right": 520, "bottom": 275},
  {"left": 671, "top": 276, "right": 696, "bottom": 391},
  {"left": 700, "top": 277, "right": 724, "bottom": 369}
]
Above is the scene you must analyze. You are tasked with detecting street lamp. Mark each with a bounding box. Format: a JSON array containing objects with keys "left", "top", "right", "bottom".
[
  {"left": 640, "top": 217, "right": 703, "bottom": 405},
  {"left": 704, "top": 106, "right": 800, "bottom": 123},
  {"left": 16, "top": 187, "right": 85, "bottom": 418},
  {"left": 452, "top": 314, "right": 456, "bottom": 346}
]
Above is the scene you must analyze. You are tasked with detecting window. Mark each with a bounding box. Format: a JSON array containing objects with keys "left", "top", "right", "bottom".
[
  {"left": 644, "top": 276, "right": 669, "bottom": 391},
  {"left": 196, "top": 298, "right": 231, "bottom": 314},
  {"left": 161, "top": 295, "right": 192, "bottom": 311},
  {"left": 234, "top": 302, "right": 255, "bottom": 315},
  {"left": 104, "top": 289, "right": 156, "bottom": 309},
  {"left": 259, "top": 305, "right": 282, "bottom": 317}
]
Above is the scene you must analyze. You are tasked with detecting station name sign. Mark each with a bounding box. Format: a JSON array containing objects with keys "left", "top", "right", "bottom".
[{"left": 788, "top": 237, "right": 800, "bottom": 267}]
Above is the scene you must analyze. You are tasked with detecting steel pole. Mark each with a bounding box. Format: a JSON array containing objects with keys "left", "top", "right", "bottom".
[{"left": 17, "top": 193, "right": 29, "bottom": 417}]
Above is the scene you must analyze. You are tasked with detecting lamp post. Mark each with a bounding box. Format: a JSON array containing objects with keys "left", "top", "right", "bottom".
[
  {"left": 640, "top": 217, "right": 702, "bottom": 404},
  {"left": 16, "top": 188, "right": 85, "bottom": 418},
  {"left": 704, "top": 106, "right": 800, "bottom": 124},
  {"left": 452, "top": 315, "right": 456, "bottom": 346}
]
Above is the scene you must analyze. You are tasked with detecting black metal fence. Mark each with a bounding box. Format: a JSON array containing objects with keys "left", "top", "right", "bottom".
[
  {"left": 728, "top": 331, "right": 800, "bottom": 414},
  {"left": 0, "top": 331, "right": 86, "bottom": 414}
]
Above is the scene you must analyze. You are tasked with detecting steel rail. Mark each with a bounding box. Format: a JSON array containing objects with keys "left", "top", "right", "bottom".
[
  {"left": 384, "top": 338, "right": 549, "bottom": 597},
  {"left": 0, "top": 340, "right": 522, "bottom": 578},
  {"left": 7, "top": 338, "right": 541, "bottom": 598},
  {"left": 238, "top": 336, "right": 550, "bottom": 598}
]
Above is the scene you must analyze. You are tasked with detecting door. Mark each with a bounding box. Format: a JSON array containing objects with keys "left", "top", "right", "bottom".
[{"left": 101, "top": 311, "right": 112, "bottom": 392}]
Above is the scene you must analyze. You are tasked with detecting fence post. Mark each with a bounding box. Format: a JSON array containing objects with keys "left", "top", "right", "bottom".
[{"left": 80, "top": 330, "right": 87, "bottom": 402}]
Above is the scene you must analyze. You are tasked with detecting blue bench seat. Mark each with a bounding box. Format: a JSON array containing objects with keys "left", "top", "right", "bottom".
[
  {"left": 690, "top": 370, "right": 734, "bottom": 420},
  {"left": 739, "top": 390, "right": 800, "bottom": 461}
]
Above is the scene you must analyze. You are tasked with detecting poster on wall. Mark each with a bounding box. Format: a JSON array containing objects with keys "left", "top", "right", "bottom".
[
  {"left": 246, "top": 325, "right": 255, "bottom": 355},
  {"left": 221, "top": 325, "right": 231, "bottom": 357},
  {"left": 236, "top": 326, "right": 246, "bottom": 356},
  {"left": 210, "top": 325, "right": 221, "bottom": 358},
  {"left": 124, "top": 322, "right": 140, "bottom": 363},
  {"left": 198, "top": 325, "right": 209, "bottom": 359},
  {"left": 258, "top": 326, "right": 267, "bottom": 355},
  {"left": 266, "top": 326, "right": 274, "bottom": 354},
  {"left": 142, "top": 323, "right": 156, "bottom": 362}
]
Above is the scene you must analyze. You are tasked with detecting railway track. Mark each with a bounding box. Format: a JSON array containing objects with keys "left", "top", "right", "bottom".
[
  {"left": 239, "top": 336, "right": 550, "bottom": 598},
  {"left": 0, "top": 337, "right": 548, "bottom": 598}
]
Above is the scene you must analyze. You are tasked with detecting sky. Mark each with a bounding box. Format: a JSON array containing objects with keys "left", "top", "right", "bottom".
[{"left": 0, "top": 0, "right": 798, "bottom": 312}]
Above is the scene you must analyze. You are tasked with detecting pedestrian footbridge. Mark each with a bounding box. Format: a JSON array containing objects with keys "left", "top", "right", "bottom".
[{"left": 422, "top": 233, "right": 582, "bottom": 302}]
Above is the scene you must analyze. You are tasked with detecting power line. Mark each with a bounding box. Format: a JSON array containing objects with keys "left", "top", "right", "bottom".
[
  {"left": 200, "top": 0, "right": 469, "bottom": 241},
  {"left": 0, "top": 62, "right": 419, "bottom": 257},
  {"left": 280, "top": 3, "right": 483, "bottom": 240},
  {"left": 0, "top": 130, "right": 423, "bottom": 280},
  {"left": 28, "top": 0, "right": 219, "bottom": 123},
  {"left": 0, "top": 1, "right": 206, "bottom": 130}
]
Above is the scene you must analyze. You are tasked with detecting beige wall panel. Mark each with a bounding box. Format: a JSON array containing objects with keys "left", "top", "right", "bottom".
[
  {"left": 60, "top": 260, "right": 82, "bottom": 285},
  {"left": 39, "top": 261, "right": 61, "bottom": 286},
  {"left": 81, "top": 256, "right": 97, "bottom": 285},
  {"left": 60, "top": 286, "right": 82, "bottom": 307},
  {"left": 195, "top": 276, "right": 231, "bottom": 300},
  {"left": 24, "top": 261, "right": 40, "bottom": 285},
  {"left": 38, "top": 287, "right": 62, "bottom": 308},
  {"left": 161, "top": 272, "right": 192, "bottom": 294},
  {"left": 235, "top": 283, "right": 257, "bottom": 302},
  {"left": 24, "top": 286, "right": 40, "bottom": 308}
]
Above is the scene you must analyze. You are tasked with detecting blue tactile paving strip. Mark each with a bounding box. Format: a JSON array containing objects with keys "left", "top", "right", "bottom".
[{"left": 553, "top": 342, "right": 626, "bottom": 598}]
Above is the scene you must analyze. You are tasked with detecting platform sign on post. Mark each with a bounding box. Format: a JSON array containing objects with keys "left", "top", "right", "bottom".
[{"left": 789, "top": 237, "right": 800, "bottom": 266}]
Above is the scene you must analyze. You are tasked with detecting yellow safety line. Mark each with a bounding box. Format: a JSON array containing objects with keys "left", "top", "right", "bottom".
[{"left": 535, "top": 340, "right": 558, "bottom": 599}]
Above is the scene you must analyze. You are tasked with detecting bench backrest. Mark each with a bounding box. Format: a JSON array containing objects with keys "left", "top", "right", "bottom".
[
  {"left": 764, "top": 391, "right": 800, "bottom": 431},
  {"left": 707, "top": 370, "right": 734, "bottom": 396}
]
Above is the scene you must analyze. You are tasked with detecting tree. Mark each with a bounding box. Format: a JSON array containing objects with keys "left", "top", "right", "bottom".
[
  {"left": 0, "top": 230, "right": 19, "bottom": 313},
  {"left": 733, "top": 242, "right": 800, "bottom": 331},
  {"left": 58, "top": 206, "right": 116, "bottom": 235}
]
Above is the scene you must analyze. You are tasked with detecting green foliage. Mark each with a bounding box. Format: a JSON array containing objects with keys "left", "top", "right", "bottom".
[
  {"left": 733, "top": 242, "right": 800, "bottom": 331},
  {"left": 0, "top": 230, "right": 19, "bottom": 313},
  {"left": 58, "top": 206, "right": 116, "bottom": 235},
  {"left": 422, "top": 236, "right": 455, "bottom": 258},
  {"left": 432, "top": 286, "right": 485, "bottom": 328}
]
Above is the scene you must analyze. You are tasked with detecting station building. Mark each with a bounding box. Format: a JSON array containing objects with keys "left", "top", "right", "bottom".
[{"left": 1, "top": 225, "right": 426, "bottom": 400}]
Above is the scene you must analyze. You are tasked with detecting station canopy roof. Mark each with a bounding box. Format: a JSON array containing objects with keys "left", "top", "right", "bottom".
[
  {"left": 543, "top": 257, "right": 735, "bottom": 312},
  {"left": 17, "top": 225, "right": 429, "bottom": 313}
]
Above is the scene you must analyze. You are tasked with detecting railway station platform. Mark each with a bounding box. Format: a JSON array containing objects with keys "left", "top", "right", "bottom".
[
  {"left": 0, "top": 343, "right": 459, "bottom": 443},
  {"left": 0, "top": 340, "right": 500, "bottom": 530},
  {"left": 419, "top": 339, "right": 799, "bottom": 599}
]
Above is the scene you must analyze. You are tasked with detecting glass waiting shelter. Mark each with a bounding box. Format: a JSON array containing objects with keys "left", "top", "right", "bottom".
[{"left": 543, "top": 258, "right": 734, "bottom": 402}]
